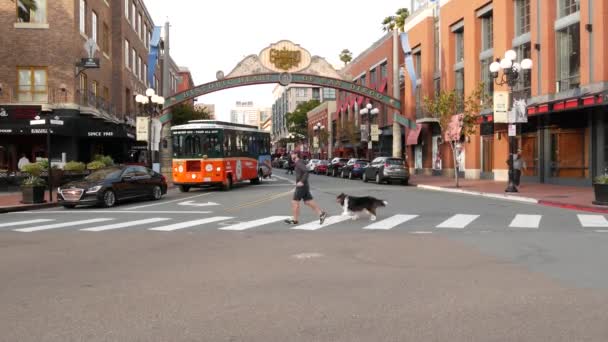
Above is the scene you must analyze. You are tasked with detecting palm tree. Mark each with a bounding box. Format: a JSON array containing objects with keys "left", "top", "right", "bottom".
[
  {"left": 381, "top": 8, "right": 410, "bottom": 32},
  {"left": 339, "top": 49, "right": 353, "bottom": 66}
]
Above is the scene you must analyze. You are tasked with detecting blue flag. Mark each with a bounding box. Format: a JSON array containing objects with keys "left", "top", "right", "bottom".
[{"left": 147, "top": 26, "right": 162, "bottom": 88}]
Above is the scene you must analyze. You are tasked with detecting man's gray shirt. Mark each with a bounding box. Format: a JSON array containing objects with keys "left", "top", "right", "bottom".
[{"left": 294, "top": 159, "right": 309, "bottom": 185}]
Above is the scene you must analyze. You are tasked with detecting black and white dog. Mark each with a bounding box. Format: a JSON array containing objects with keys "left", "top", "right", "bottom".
[{"left": 336, "top": 193, "right": 388, "bottom": 221}]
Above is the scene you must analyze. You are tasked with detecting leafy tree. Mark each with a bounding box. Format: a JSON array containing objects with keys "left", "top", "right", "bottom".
[
  {"left": 382, "top": 8, "right": 410, "bottom": 32},
  {"left": 171, "top": 104, "right": 211, "bottom": 126},
  {"left": 423, "top": 83, "right": 490, "bottom": 187},
  {"left": 339, "top": 49, "right": 353, "bottom": 66},
  {"left": 338, "top": 121, "right": 361, "bottom": 158},
  {"left": 285, "top": 100, "right": 321, "bottom": 138}
]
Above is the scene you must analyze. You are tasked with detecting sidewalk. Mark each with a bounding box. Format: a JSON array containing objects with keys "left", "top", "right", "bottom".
[
  {"left": 0, "top": 191, "right": 58, "bottom": 213},
  {"left": 410, "top": 175, "right": 605, "bottom": 213}
]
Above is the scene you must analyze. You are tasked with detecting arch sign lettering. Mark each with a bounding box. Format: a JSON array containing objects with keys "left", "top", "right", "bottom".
[{"left": 160, "top": 40, "right": 401, "bottom": 123}]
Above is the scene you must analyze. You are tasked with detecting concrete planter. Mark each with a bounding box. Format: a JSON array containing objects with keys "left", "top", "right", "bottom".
[
  {"left": 592, "top": 183, "right": 608, "bottom": 206},
  {"left": 21, "top": 185, "right": 46, "bottom": 204}
]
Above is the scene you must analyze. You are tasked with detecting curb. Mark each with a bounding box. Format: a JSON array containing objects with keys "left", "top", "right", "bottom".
[
  {"left": 0, "top": 202, "right": 59, "bottom": 214},
  {"left": 537, "top": 200, "right": 608, "bottom": 214},
  {"left": 416, "top": 184, "right": 539, "bottom": 204}
]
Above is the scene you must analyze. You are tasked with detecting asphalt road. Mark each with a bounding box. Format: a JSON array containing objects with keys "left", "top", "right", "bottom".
[{"left": 1, "top": 171, "right": 608, "bottom": 341}]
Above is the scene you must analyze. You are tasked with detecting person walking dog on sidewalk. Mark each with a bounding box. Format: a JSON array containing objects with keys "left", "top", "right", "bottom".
[
  {"left": 284, "top": 151, "right": 327, "bottom": 225},
  {"left": 513, "top": 149, "right": 527, "bottom": 188}
]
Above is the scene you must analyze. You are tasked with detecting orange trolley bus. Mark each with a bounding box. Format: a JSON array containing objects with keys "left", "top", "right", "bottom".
[{"left": 171, "top": 120, "right": 272, "bottom": 192}]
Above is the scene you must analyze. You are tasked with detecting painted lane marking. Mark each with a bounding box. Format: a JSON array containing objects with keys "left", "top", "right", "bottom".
[
  {"left": 219, "top": 216, "right": 291, "bottom": 231},
  {"left": 577, "top": 214, "right": 608, "bottom": 228},
  {"left": 271, "top": 175, "right": 296, "bottom": 185},
  {"left": 436, "top": 214, "right": 479, "bottom": 229},
  {"left": 594, "top": 230, "right": 608, "bottom": 233},
  {"left": 509, "top": 214, "right": 542, "bottom": 229},
  {"left": 291, "top": 215, "right": 351, "bottom": 231},
  {"left": 122, "top": 192, "right": 213, "bottom": 210},
  {"left": 410, "top": 231, "right": 433, "bottom": 234},
  {"left": 363, "top": 214, "right": 418, "bottom": 230},
  {"left": 224, "top": 190, "right": 294, "bottom": 213},
  {"left": 14, "top": 218, "right": 113, "bottom": 233},
  {"left": 81, "top": 218, "right": 171, "bottom": 232},
  {"left": 0, "top": 219, "right": 54, "bottom": 228},
  {"left": 177, "top": 201, "right": 219, "bottom": 207},
  {"left": 13, "top": 210, "right": 212, "bottom": 214},
  {"left": 148, "top": 216, "right": 233, "bottom": 231}
]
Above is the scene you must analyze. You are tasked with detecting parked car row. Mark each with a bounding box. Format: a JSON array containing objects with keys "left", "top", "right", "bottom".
[{"left": 307, "top": 157, "right": 410, "bottom": 185}]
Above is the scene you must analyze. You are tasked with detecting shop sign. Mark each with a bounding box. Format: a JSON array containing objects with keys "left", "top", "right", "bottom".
[
  {"left": 136, "top": 117, "right": 149, "bottom": 141},
  {"left": 510, "top": 98, "right": 528, "bottom": 123},
  {"left": 371, "top": 124, "right": 380, "bottom": 141},
  {"left": 0, "top": 128, "right": 12, "bottom": 134},
  {"left": 508, "top": 124, "right": 516, "bottom": 137},
  {"left": 493, "top": 91, "right": 509, "bottom": 123},
  {"left": 31, "top": 128, "right": 54, "bottom": 134},
  {"left": 87, "top": 131, "right": 114, "bottom": 137},
  {"left": 313, "top": 136, "right": 318, "bottom": 148},
  {"left": 0, "top": 108, "right": 7, "bottom": 117}
]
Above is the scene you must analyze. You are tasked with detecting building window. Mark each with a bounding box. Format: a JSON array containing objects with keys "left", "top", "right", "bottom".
[
  {"left": 434, "top": 18, "right": 440, "bottom": 72},
  {"left": 144, "top": 24, "right": 148, "bottom": 48},
  {"left": 91, "top": 11, "right": 98, "bottom": 43},
  {"left": 79, "top": 73, "right": 88, "bottom": 101},
  {"left": 138, "top": 56, "right": 143, "bottom": 80},
  {"left": 480, "top": 57, "right": 494, "bottom": 105},
  {"left": 433, "top": 77, "right": 441, "bottom": 96},
  {"left": 312, "top": 88, "right": 320, "bottom": 100},
  {"left": 515, "top": 0, "right": 530, "bottom": 35},
  {"left": 360, "top": 75, "right": 367, "bottom": 87},
  {"left": 79, "top": 0, "right": 86, "bottom": 34},
  {"left": 144, "top": 64, "right": 147, "bottom": 85},
  {"left": 132, "top": 48, "right": 137, "bottom": 75},
  {"left": 455, "top": 69, "right": 464, "bottom": 112},
  {"left": 17, "top": 0, "right": 46, "bottom": 23},
  {"left": 514, "top": 42, "right": 532, "bottom": 98},
  {"left": 102, "top": 22, "right": 110, "bottom": 55},
  {"left": 454, "top": 29, "right": 464, "bottom": 63},
  {"left": 131, "top": 3, "right": 136, "bottom": 29},
  {"left": 147, "top": 30, "right": 151, "bottom": 49},
  {"left": 414, "top": 52, "right": 422, "bottom": 79},
  {"left": 92, "top": 81, "right": 98, "bottom": 98},
  {"left": 137, "top": 12, "right": 141, "bottom": 38},
  {"left": 125, "top": 88, "right": 131, "bottom": 114},
  {"left": 17, "top": 67, "right": 47, "bottom": 102},
  {"left": 556, "top": 23, "right": 580, "bottom": 91},
  {"left": 370, "top": 68, "right": 377, "bottom": 86},
  {"left": 296, "top": 88, "right": 307, "bottom": 98},
  {"left": 559, "top": 0, "right": 579, "bottom": 18},
  {"left": 103, "top": 86, "right": 109, "bottom": 102},
  {"left": 380, "top": 62, "right": 388, "bottom": 79},
  {"left": 481, "top": 12, "right": 493, "bottom": 51},
  {"left": 124, "top": 40, "right": 130, "bottom": 68},
  {"left": 322, "top": 88, "right": 336, "bottom": 99},
  {"left": 124, "top": 0, "right": 129, "bottom": 19}
]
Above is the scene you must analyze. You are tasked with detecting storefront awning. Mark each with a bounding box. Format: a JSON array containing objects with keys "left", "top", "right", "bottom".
[
  {"left": 406, "top": 124, "right": 422, "bottom": 145},
  {"left": 378, "top": 78, "right": 388, "bottom": 93}
]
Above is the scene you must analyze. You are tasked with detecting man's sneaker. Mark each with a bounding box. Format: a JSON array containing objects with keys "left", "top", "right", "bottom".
[
  {"left": 284, "top": 218, "right": 298, "bottom": 225},
  {"left": 319, "top": 211, "right": 328, "bottom": 225}
]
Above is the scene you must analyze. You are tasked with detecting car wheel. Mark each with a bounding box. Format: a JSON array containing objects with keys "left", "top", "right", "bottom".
[
  {"left": 401, "top": 179, "right": 409, "bottom": 186},
  {"left": 179, "top": 185, "right": 190, "bottom": 193},
  {"left": 349, "top": 171, "right": 353, "bottom": 180},
  {"left": 341, "top": 170, "right": 345, "bottom": 178},
  {"left": 152, "top": 185, "right": 162, "bottom": 200},
  {"left": 102, "top": 190, "right": 116, "bottom": 208},
  {"left": 332, "top": 169, "right": 337, "bottom": 177},
  {"left": 62, "top": 204, "right": 76, "bottom": 209},
  {"left": 222, "top": 176, "right": 233, "bottom": 191},
  {"left": 362, "top": 173, "right": 368, "bottom": 183},
  {"left": 376, "top": 173, "right": 382, "bottom": 184}
]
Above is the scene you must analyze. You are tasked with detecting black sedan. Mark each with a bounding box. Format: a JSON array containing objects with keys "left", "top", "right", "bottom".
[{"left": 58, "top": 165, "right": 168, "bottom": 208}]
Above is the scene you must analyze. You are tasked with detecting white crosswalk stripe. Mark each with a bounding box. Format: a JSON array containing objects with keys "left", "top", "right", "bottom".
[
  {"left": 0, "top": 219, "right": 54, "bottom": 228},
  {"left": 363, "top": 214, "right": 419, "bottom": 230},
  {"left": 509, "top": 214, "right": 542, "bottom": 229},
  {"left": 436, "top": 214, "right": 479, "bottom": 229},
  {"left": 577, "top": 215, "right": 608, "bottom": 228},
  {"left": 219, "top": 216, "right": 291, "bottom": 231},
  {"left": 148, "top": 216, "right": 233, "bottom": 231},
  {"left": 14, "top": 218, "right": 114, "bottom": 233},
  {"left": 291, "top": 215, "right": 351, "bottom": 231},
  {"left": 81, "top": 218, "right": 172, "bottom": 232}
]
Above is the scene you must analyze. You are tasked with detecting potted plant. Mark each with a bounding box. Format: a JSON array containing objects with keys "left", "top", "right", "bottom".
[
  {"left": 21, "top": 163, "right": 47, "bottom": 204},
  {"left": 87, "top": 160, "right": 106, "bottom": 170},
  {"left": 593, "top": 175, "right": 608, "bottom": 205}
]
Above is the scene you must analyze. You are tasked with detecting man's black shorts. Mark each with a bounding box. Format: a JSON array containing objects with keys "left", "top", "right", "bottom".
[{"left": 293, "top": 185, "right": 313, "bottom": 202}]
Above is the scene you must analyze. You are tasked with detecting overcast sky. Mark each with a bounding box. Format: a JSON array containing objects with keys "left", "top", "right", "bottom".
[{"left": 144, "top": 0, "right": 412, "bottom": 121}]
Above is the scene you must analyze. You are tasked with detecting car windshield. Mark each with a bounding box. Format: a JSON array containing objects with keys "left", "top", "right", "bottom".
[
  {"left": 319, "top": 160, "right": 329, "bottom": 165},
  {"left": 356, "top": 160, "right": 369, "bottom": 164},
  {"left": 339, "top": 159, "right": 349, "bottom": 163},
  {"left": 85, "top": 167, "right": 123, "bottom": 181},
  {"left": 385, "top": 158, "right": 404, "bottom": 165}
]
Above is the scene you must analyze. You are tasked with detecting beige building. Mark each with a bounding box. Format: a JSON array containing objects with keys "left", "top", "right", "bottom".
[{"left": 230, "top": 101, "right": 269, "bottom": 127}]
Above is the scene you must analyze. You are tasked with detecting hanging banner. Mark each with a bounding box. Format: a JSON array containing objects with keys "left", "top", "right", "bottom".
[
  {"left": 151, "top": 118, "right": 162, "bottom": 151},
  {"left": 493, "top": 91, "right": 509, "bottom": 123},
  {"left": 136, "top": 116, "right": 149, "bottom": 141},
  {"left": 400, "top": 33, "right": 418, "bottom": 97},
  {"left": 512, "top": 98, "right": 528, "bottom": 123}
]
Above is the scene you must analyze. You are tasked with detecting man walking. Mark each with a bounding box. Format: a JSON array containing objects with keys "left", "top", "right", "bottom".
[
  {"left": 284, "top": 151, "right": 327, "bottom": 225},
  {"left": 513, "top": 149, "right": 527, "bottom": 188}
]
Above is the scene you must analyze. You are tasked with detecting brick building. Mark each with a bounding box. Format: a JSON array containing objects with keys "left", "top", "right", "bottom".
[
  {"left": 0, "top": 0, "right": 167, "bottom": 170},
  {"left": 334, "top": 33, "right": 406, "bottom": 159},
  {"left": 402, "top": 0, "right": 608, "bottom": 186},
  {"left": 307, "top": 101, "right": 336, "bottom": 160}
]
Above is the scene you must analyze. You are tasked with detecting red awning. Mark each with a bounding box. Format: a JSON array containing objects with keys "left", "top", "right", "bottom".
[
  {"left": 406, "top": 124, "right": 422, "bottom": 145},
  {"left": 378, "top": 78, "right": 388, "bottom": 93},
  {"left": 443, "top": 114, "right": 463, "bottom": 142}
]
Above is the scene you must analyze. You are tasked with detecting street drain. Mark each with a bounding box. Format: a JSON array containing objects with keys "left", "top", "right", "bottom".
[{"left": 291, "top": 252, "right": 324, "bottom": 260}]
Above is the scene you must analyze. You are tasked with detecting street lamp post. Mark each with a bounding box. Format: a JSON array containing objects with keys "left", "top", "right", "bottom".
[
  {"left": 313, "top": 122, "right": 325, "bottom": 159},
  {"left": 135, "top": 88, "right": 164, "bottom": 169},
  {"left": 359, "top": 103, "right": 379, "bottom": 160},
  {"left": 489, "top": 50, "right": 533, "bottom": 193}
]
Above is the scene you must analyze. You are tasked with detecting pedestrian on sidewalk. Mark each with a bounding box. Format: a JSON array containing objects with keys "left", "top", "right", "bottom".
[
  {"left": 513, "top": 149, "right": 527, "bottom": 188},
  {"left": 18, "top": 154, "right": 30, "bottom": 171},
  {"left": 286, "top": 157, "right": 294, "bottom": 175},
  {"left": 284, "top": 151, "right": 327, "bottom": 225}
]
